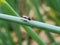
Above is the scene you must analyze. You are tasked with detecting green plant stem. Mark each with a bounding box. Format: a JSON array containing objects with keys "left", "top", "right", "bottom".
[
  {"left": 26, "top": 1, "right": 31, "bottom": 45},
  {"left": 45, "top": 0, "right": 60, "bottom": 12},
  {"left": 28, "top": 0, "right": 55, "bottom": 42},
  {"left": 23, "top": 25, "right": 46, "bottom": 45},
  {"left": 50, "top": 42, "right": 60, "bottom": 45},
  {"left": 0, "top": 0, "right": 19, "bottom": 16},
  {"left": 0, "top": 27, "right": 6, "bottom": 45},
  {"left": 48, "top": 8, "right": 60, "bottom": 25},
  {"left": 26, "top": 34, "right": 31, "bottom": 45},
  {"left": 0, "top": 14, "right": 60, "bottom": 34},
  {"left": 0, "top": 0, "right": 46, "bottom": 45},
  {"left": 0, "top": 31, "right": 8, "bottom": 45},
  {"left": 0, "top": 14, "right": 46, "bottom": 45},
  {"left": 0, "top": 0, "right": 22, "bottom": 45},
  {"left": 0, "top": 20, "right": 10, "bottom": 45},
  {"left": 11, "top": 23, "right": 22, "bottom": 45},
  {"left": 27, "top": 0, "right": 44, "bottom": 21},
  {"left": 3, "top": 21, "right": 15, "bottom": 45}
]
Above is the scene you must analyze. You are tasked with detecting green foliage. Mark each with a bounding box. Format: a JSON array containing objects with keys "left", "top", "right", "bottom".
[{"left": 0, "top": 0, "right": 60, "bottom": 45}]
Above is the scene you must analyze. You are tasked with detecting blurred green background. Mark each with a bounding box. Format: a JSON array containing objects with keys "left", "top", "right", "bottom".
[{"left": 0, "top": 0, "right": 60, "bottom": 45}]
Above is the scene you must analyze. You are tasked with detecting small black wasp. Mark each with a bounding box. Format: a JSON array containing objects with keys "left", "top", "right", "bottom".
[{"left": 22, "top": 15, "right": 31, "bottom": 22}]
